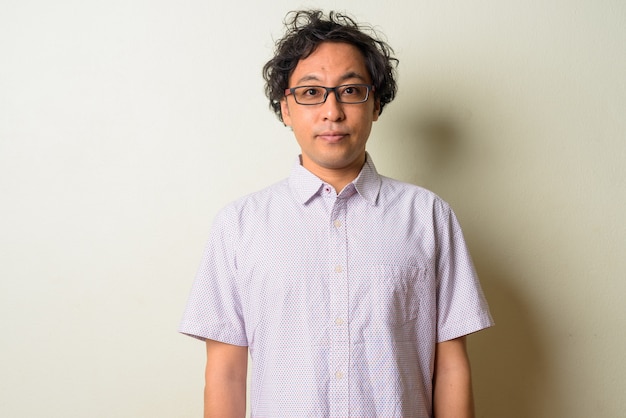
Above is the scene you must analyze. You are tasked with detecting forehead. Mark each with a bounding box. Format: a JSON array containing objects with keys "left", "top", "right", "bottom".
[{"left": 289, "top": 42, "right": 371, "bottom": 85}]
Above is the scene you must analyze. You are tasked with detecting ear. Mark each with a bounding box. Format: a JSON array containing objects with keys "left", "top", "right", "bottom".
[
  {"left": 372, "top": 99, "right": 381, "bottom": 121},
  {"left": 280, "top": 98, "right": 292, "bottom": 126}
]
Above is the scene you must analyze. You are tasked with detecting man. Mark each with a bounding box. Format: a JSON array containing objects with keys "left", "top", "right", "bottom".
[{"left": 180, "top": 10, "right": 493, "bottom": 418}]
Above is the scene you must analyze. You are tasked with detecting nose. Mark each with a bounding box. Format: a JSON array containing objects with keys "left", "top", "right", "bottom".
[{"left": 321, "top": 91, "right": 345, "bottom": 122}]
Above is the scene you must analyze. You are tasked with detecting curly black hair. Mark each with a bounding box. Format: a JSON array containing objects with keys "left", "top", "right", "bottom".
[{"left": 262, "top": 10, "right": 398, "bottom": 122}]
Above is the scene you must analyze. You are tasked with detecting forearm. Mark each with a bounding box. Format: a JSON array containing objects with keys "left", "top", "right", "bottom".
[{"left": 432, "top": 337, "right": 475, "bottom": 418}]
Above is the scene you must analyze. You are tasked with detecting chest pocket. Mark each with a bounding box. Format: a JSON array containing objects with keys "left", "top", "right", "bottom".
[{"left": 373, "top": 264, "right": 428, "bottom": 341}]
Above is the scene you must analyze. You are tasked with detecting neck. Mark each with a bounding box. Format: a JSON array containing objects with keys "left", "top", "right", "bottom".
[{"left": 301, "top": 155, "right": 366, "bottom": 192}]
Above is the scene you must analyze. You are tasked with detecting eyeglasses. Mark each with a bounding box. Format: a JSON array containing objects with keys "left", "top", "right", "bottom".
[{"left": 284, "top": 84, "right": 375, "bottom": 105}]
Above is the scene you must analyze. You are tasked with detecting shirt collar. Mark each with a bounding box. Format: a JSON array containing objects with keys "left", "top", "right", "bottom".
[
  {"left": 288, "top": 153, "right": 382, "bottom": 206},
  {"left": 353, "top": 153, "right": 382, "bottom": 205}
]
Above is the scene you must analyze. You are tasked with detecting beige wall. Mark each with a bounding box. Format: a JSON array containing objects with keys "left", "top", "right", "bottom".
[{"left": 1, "top": 1, "right": 624, "bottom": 417}]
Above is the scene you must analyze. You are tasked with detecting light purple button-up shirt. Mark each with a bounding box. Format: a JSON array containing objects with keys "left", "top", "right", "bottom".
[{"left": 180, "top": 155, "right": 493, "bottom": 417}]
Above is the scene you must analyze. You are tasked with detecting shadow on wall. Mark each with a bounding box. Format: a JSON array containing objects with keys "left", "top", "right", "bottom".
[
  {"left": 406, "top": 112, "right": 555, "bottom": 418},
  {"left": 469, "top": 259, "right": 551, "bottom": 418}
]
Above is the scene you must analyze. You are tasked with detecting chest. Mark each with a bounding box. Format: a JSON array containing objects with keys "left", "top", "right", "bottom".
[{"left": 234, "top": 198, "right": 439, "bottom": 346}]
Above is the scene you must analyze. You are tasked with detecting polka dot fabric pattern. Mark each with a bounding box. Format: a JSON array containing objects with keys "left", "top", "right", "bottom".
[{"left": 179, "top": 154, "right": 493, "bottom": 417}]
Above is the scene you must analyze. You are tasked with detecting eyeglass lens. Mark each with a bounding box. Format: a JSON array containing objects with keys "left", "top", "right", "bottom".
[{"left": 292, "top": 84, "right": 370, "bottom": 104}]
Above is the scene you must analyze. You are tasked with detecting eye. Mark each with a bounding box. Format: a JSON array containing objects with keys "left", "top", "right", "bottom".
[
  {"left": 303, "top": 87, "right": 323, "bottom": 97},
  {"left": 340, "top": 85, "right": 363, "bottom": 96}
]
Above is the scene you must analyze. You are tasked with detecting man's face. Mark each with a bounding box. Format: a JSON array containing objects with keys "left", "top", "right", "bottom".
[{"left": 281, "top": 42, "right": 380, "bottom": 177}]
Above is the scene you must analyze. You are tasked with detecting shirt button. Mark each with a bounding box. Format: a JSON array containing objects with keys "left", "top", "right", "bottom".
[
  {"left": 335, "top": 371, "right": 344, "bottom": 380},
  {"left": 335, "top": 317, "right": 344, "bottom": 325},
  {"left": 333, "top": 220, "right": 342, "bottom": 228},
  {"left": 334, "top": 265, "right": 343, "bottom": 273}
]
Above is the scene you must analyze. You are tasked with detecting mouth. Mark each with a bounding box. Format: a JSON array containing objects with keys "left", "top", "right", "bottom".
[{"left": 317, "top": 131, "right": 348, "bottom": 143}]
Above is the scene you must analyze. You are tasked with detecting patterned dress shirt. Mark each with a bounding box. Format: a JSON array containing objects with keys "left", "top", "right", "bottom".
[{"left": 180, "top": 154, "right": 494, "bottom": 417}]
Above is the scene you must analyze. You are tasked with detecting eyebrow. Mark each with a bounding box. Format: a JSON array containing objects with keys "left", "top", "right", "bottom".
[{"left": 294, "top": 71, "right": 368, "bottom": 86}]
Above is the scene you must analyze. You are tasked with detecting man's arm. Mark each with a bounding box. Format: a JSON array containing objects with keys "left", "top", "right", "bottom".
[
  {"left": 432, "top": 336, "right": 475, "bottom": 418},
  {"left": 204, "top": 339, "right": 248, "bottom": 418}
]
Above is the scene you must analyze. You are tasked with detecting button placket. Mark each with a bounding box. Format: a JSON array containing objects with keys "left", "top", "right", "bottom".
[{"left": 328, "top": 196, "right": 349, "bottom": 417}]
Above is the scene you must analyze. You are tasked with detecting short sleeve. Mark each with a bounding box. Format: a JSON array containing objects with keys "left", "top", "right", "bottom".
[
  {"left": 178, "top": 205, "right": 248, "bottom": 346},
  {"left": 434, "top": 201, "right": 494, "bottom": 342}
]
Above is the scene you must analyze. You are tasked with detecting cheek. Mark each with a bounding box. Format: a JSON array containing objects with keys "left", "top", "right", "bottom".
[{"left": 287, "top": 109, "right": 314, "bottom": 132}]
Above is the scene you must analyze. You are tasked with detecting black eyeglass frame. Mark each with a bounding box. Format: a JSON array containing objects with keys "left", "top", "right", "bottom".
[{"left": 284, "top": 84, "right": 376, "bottom": 105}]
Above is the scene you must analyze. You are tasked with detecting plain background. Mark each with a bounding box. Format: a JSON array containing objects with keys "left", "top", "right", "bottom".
[{"left": 1, "top": 1, "right": 625, "bottom": 417}]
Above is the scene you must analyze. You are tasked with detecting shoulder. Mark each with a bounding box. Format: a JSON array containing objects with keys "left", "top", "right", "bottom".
[
  {"left": 378, "top": 175, "right": 452, "bottom": 214},
  {"left": 213, "top": 177, "right": 292, "bottom": 225}
]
